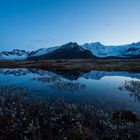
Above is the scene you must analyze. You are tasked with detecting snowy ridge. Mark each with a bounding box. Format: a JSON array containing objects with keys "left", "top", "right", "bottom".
[
  {"left": 0, "top": 41, "right": 140, "bottom": 60},
  {"left": 0, "top": 49, "right": 30, "bottom": 60},
  {"left": 30, "top": 41, "right": 140, "bottom": 59},
  {"left": 81, "top": 42, "right": 140, "bottom": 58},
  {"left": 29, "top": 46, "right": 59, "bottom": 57},
  {"left": 29, "top": 42, "right": 79, "bottom": 57}
]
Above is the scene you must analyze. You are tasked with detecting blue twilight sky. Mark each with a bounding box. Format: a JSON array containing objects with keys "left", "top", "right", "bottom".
[{"left": 0, "top": 0, "right": 140, "bottom": 51}]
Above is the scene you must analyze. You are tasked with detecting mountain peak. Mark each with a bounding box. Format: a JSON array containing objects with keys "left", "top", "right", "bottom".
[
  {"left": 83, "top": 42, "right": 103, "bottom": 47},
  {"left": 131, "top": 41, "right": 140, "bottom": 46},
  {"left": 61, "top": 42, "right": 78, "bottom": 47},
  {"left": 91, "top": 42, "right": 102, "bottom": 46}
]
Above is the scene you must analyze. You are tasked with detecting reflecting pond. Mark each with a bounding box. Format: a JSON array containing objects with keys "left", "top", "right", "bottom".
[{"left": 0, "top": 68, "right": 140, "bottom": 114}]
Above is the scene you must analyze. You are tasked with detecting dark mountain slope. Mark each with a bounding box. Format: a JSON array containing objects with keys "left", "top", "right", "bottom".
[{"left": 28, "top": 42, "right": 96, "bottom": 60}]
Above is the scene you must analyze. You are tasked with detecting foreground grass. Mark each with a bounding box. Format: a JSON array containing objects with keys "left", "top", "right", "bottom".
[
  {"left": 0, "top": 59, "right": 140, "bottom": 72},
  {"left": 0, "top": 86, "right": 140, "bottom": 140}
]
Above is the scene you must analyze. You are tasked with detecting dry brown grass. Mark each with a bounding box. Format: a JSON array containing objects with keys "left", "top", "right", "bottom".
[{"left": 0, "top": 59, "right": 140, "bottom": 72}]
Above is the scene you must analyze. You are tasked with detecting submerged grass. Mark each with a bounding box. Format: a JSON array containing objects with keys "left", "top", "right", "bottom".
[
  {"left": 32, "top": 75, "right": 85, "bottom": 92},
  {"left": 0, "top": 86, "right": 140, "bottom": 140},
  {"left": 119, "top": 80, "right": 140, "bottom": 102}
]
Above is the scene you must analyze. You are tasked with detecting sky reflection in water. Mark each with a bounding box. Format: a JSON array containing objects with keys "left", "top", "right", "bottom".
[{"left": 0, "top": 68, "right": 140, "bottom": 114}]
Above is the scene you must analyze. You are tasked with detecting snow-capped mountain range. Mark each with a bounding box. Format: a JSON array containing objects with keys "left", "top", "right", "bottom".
[
  {"left": 82, "top": 42, "right": 140, "bottom": 58},
  {"left": 0, "top": 42, "right": 140, "bottom": 60},
  {"left": 0, "top": 49, "right": 30, "bottom": 60}
]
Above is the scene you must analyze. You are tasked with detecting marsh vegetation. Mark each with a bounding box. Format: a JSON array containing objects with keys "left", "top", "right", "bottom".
[
  {"left": 0, "top": 59, "right": 140, "bottom": 72},
  {"left": 0, "top": 86, "right": 140, "bottom": 140}
]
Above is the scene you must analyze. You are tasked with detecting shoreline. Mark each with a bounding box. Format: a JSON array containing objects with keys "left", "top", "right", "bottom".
[{"left": 0, "top": 59, "right": 140, "bottom": 72}]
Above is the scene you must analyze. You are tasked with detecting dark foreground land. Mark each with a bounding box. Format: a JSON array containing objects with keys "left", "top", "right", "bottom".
[
  {"left": 0, "top": 59, "right": 140, "bottom": 72},
  {"left": 0, "top": 86, "right": 140, "bottom": 140}
]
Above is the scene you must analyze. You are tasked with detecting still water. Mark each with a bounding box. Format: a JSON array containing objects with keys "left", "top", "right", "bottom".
[{"left": 0, "top": 68, "right": 140, "bottom": 114}]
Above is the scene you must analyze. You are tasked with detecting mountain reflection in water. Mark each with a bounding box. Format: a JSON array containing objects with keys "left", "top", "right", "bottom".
[
  {"left": 32, "top": 76, "right": 86, "bottom": 92},
  {"left": 0, "top": 68, "right": 140, "bottom": 114}
]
